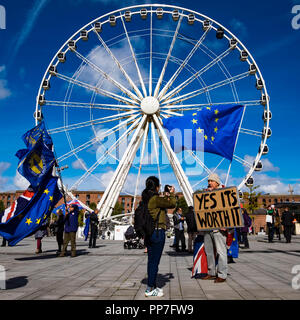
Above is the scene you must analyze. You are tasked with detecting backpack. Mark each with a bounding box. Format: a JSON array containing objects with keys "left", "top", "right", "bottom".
[{"left": 134, "top": 200, "right": 160, "bottom": 239}]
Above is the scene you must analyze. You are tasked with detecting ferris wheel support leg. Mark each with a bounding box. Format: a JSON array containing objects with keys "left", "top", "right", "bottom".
[
  {"left": 152, "top": 114, "right": 193, "bottom": 206},
  {"left": 105, "top": 120, "right": 148, "bottom": 220},
  {"left": 98, "top": 115, "right": 147, "bottom": 220}
]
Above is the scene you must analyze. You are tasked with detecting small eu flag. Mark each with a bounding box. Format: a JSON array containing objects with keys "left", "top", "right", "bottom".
[
  {"left": 0, "top": 174, "right": 62, "bottom": 246},
  {"left": 15, "top": 122, "right": 55, "bottom": 190},
  {"left": 162, "top": 104, "right": 244, "bottom": 161}
]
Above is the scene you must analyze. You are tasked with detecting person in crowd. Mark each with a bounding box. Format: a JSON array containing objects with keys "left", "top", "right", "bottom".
[
  {"left": 274, "top": 209, "right": 282, "bottom": 241},
  {"left": 281, "top": 207, "right": 294, "bottom": 243},
  {"left": 202, "top": 173, "right": 229, "bottom": 283},
  {"left": 54, "top": 209, "right": 65, "bottom": 254},
  {"left": 85, "top": 209, "right": 99, "bottom": 248},
  {"left": 34, "top": 220, "right": 48, "bottom": 254},
  {"left": 59, "top": 204, "right": 79, "bottom": 257},
  {"left": 144, "top": 176, "right": 176, "bottom": 297},
  {"left": 185, "top": 206, "right": 198, "bottom": 254},
  {"left": 267, "top": 205, "right": 275, "bottom": 243},
  {"left": 240, "top": 208, "right": 252, "bottom": 249},
  {"left": 1, "top": 237, "right": 7, "bottom": 247},
  {"left": 173, "top": 207, "right": 187, "bottom": 253}
]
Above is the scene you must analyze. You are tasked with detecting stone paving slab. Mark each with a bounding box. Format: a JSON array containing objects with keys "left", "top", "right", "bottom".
[{"left": 0, "top": 235, "right": 300, "bottom": 300}]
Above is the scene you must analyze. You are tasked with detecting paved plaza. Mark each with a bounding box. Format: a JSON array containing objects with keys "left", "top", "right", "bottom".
[{"left": 0, "top": 234, "right": 300, "bottom": 300}]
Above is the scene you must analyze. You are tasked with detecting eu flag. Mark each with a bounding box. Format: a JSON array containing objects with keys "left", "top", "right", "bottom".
[
  {"left": 83, "top": 216, "right": 90, "bottom": 241},
  {"left": 22, "top": 120, "right": 53, "bottom": 150},
  {"left": 0, "top": 174, "right": 62, "bottom": 246},
  {"left": 228, "top": 229, "right": 239, "bottom": 259},
  {"left": 162, "top": 104, "right": 244, "bottom": 161},
  {"left": 15, "top": 122, "right": 55, "bottom": 190}
]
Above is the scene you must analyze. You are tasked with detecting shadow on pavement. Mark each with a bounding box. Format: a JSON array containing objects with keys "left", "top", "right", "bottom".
[
  {"left": 5, "top": 276, "right": 28, "bottom": 290},
  {"left": 165, "top": 250, "right": 193, "bottom": 257},
  {"left": 14, "top": 249, "right": 89, "bottom": 261},
  {"left": 141, "top": 273, "right": 174, "bottom": 288}
]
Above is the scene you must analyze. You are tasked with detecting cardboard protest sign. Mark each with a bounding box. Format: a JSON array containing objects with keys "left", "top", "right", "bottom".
[{"left": 193, "top": 187, "right": 244, "bottom": 231}]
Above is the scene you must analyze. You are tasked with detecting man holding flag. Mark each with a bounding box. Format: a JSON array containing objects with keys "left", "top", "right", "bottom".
[{"left": 0, "top": 121, "right": 62, "bottom": 246}]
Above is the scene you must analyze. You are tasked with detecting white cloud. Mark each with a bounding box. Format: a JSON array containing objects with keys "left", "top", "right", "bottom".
[
  {"left": 229, "top": 18, "right": 248, "bottom": 39},
  {"left": 0, "top": 65, "right": 11, "bottom": 100},
  {"left": 72, "top": 159, "right": 87, "bottom": 170},
  {"left": 244, "top": 155, "right": 279, "bottom": 173},
  {"left": 0, "top": 162, "right": 11, "bottom": 190},
  {"left": 13, "top": 171, "right": 30, "bottom": 190}
]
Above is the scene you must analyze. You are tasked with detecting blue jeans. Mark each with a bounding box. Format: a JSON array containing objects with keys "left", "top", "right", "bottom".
[{"left": 147, "top": 229, "right": 165, "bottom": 288}]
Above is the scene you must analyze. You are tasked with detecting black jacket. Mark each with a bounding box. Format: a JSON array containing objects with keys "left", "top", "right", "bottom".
[
  {"left": 281, "top": 211, "right": 294, "bottom": 226},
  {"left": 55, "top": 214, "right": 65, "bottom": 234},
  {"left": 185, "top": 207, "right": 198, "bottom": 233}
]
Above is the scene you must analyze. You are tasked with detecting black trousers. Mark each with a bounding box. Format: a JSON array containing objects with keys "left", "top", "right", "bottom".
[
  {"left": 274, "top": 227, "right": 281, "bottom": 240},
  {"left": 267, "top": 223, "right": 274, "bottom": 242},
  {"left": 56, "top": 231, "right": 64, "bottom": 251},
  {"left": 283, "top": 226, "right": 292, "bottom": 243},
  {"left": 241, "top": 232, "right": 249, "bottom": 248},
  {"left": 89, "top": 226, "right": 98, "bottom": 247},
  {"left": 175, "top": 229, "right": 186, "bottom": 250}
]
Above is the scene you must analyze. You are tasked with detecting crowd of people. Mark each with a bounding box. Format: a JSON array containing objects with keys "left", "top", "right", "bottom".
[{"left": 0, "top": 173, "right": 298, "bottom": 298}]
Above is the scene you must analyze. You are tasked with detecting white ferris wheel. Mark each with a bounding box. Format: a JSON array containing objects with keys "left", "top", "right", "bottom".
[{"left": 35, "top": 4, "right": 271, "bottom": 221}]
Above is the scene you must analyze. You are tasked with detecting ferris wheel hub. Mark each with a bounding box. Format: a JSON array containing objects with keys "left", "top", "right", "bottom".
[{"left": 140, "top": 96, "right": 160, "bottom": 115}]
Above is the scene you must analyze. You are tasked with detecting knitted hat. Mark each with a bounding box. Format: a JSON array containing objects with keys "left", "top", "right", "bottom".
[{"left": 208, "top": 173, "right": 221, "bottom": 186}]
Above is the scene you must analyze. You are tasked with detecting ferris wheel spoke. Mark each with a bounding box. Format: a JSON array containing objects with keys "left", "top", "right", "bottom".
[
  {"left": 160, "top": 47, "right": 232, "bottom": 103},
  {"left": 153, "top": 14, "right": 183, "bottom": 98},
  {"left": 233, "top": 155, "right": 252, "bottom": 168},
  {"left": 48, "top": 110, "right": 139, "bottom": 134},
  {"left": 55, "top": 72, "right": 138, "bottom": 106},
  {"left": 70, "top": 116, "right": 142, "bottom": 191},
  {"left": 57, "top": 114, "right": 139, "bottom": 163},
  {"left": 160, "top": 110, "right": 184, "bottom": 117},
  {"left": 151, "top": 120, "right": 162, "bottom": 185},
  {"left": 73, "top": 49, "right": 141, "bottom": 102},
  {"left": 161, "top": 71, "right": 250, "bottom": 106},
  {"left": 152, "top": 114, "right": 193, "bottom": 206},
  {"left": 158, "top": 26, "right": 212, "bottom": 101},
  {"left": 45, "top": 100, "right": 139, "bottom": 111},
  {"left": 240, "top": 128, "right": 262, "bottom": 137},
  {"left": 160, "top": 100, "right": 262, "bottom": 110},
  {"left": 149, "top": 8, "right": 153, "bottom": 96},
  {"left": 132, "top": 120, "right": 150, "bottom": 213},
  {"left": 97, "top": 115, "right": 148, "bottom": 219},
  {"left": 187, "top": 151, "right": 212, "bottom": 176},
  {"left": 191, "top": 158, "right": 225, "bottom": 189},
  {"left": 93, "top": 29, "right": 144, "bottom": 100},
  {"left": 120, "top": 14, "right": 147, "bottom": 97}
]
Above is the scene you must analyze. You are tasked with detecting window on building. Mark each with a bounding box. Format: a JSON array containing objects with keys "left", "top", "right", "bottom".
[
  {"left": 86, "top": 201, "right": 90, "bottom": 206},
  {"left": 75, "top": 194, "right": 79, "bottom": 198},
  {"left": 269, "top": 199, "right": 271, "bottom": 202},
  {"left": 7, "top": 195, "right": 10, "bottom": 201},
  {"left": 86, "top": 194, "right": 90, "bottom": 200},
  {"left": 274, "top": 199, "right": 278, "bottom": 204},
  {"left": 286, "top": 199, "right": 289, "bottom": 202},
  {"left": 7, "top": 202, "right": 10, "bottom": 207},
  {"left": 98, "top": 194, "right": 101, "bottom": 199}
]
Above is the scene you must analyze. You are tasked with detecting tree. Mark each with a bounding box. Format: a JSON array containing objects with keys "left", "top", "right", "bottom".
[
  {"left": 243, "top": 185, "right": 262, "bottom": 214},
  {"left": 89, "top": 202, "right": 97, "bottom": 211},
  {"left": 0, "top": 200, "right": 4, "bottom": 213},
  {"left": 112, "top": 201, "right": 124, "bottom": 217},
  {"left": 176, "top": 196, "right": 188, "bottom": 215}
]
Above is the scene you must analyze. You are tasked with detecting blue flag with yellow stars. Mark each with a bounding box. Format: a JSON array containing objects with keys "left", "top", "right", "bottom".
[
  {"left": 15, "top": 122, "right": 55, "bottom": 190},
  {"left": 22, "top": 121, "right": 53, "bottom": 150},
  {"left": 0, "top": 173, "right": 62, "bottom": 246},
  {"left": 162, "top": 104, "right": 244, "bottom": 161},
  {"left": 228, "top": 228, "right": 239, "bottom": 259}
]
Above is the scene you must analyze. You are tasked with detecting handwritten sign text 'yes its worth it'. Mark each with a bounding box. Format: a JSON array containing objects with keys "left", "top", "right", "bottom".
[{"left": 193, "top": 187, "right": 244, "bottom": 231}]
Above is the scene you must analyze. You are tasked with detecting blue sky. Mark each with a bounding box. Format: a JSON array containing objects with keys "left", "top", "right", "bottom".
[{"left": 0, "top": 0, "right": 299, "bottom": 195}]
